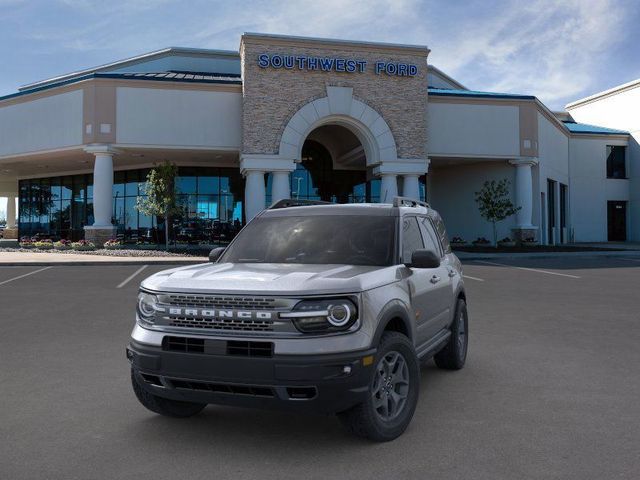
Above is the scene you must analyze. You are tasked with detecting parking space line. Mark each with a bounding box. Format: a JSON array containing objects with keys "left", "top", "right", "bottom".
[
  {"left": 0, "top": 266, "right": 52, "bottom": 286},
  {"left": 474, "top": 260, "right": 581, "bottom": 279},
  {"left": 462, "top": 274, "right": 484, "bottom": 282},
  {"left": 117, "top": 265, "right": 148, "bottom": 289}
]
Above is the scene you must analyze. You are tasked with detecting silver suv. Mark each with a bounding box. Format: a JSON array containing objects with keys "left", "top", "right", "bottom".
[{"left": 127, "top": 197, "right": 468, "bottom": 441}]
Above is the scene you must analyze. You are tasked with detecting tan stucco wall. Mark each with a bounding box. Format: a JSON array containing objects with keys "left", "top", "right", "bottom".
[{"left": 240, "top": 35, "right": 429, "bottom": 159}]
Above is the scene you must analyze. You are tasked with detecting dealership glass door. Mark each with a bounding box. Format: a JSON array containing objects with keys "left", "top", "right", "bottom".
[
  {"left": 547, "top": 179, "right": 556, "bottom": 244},
  {"left": 607, "top": 201, "right": 627, "bottom": 241},
  {"left": 560, "top": 183, "right": 568, "bottom": 243}
]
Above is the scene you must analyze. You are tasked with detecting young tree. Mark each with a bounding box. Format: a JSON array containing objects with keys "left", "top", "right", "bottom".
[
  {"left": 474, "top": 179, "right": 521, "bottom": 246},
  {"left": 136, "top": 161, "right": 180, "bottom": 251}
]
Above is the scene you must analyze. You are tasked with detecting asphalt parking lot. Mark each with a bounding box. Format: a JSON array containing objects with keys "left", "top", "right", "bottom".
[{"left": 1, "top": 257, "right": 639, "bottom": 479}]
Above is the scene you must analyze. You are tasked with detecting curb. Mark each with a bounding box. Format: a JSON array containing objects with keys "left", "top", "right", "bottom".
[
  {"left": 457, "top": 251, "right": 640, "bottom": 261},
  {"left": 0, "top": 259, "right": 206, "bottom": 267}
]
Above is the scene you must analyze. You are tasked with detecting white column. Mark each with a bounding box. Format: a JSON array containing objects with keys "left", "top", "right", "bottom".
[
  {"left": 509, "top": 158, "right": 538, "bottom": 228},
  {"left": 91, "top": 152, "right": 115, "bottom": 227},
  {"left": 6, "top": 195, "right": 16, "bottom": 229},
  {"left": 380, "top": 174, "right": 398, "bottom": 203},
  {"left": 244, "top": 170, "right": 266, "bottom": 222},
  {"left": 271, "top": 171, "right": 290, "bottom": 204},
  {"left": 402, "top": 175, "right": 420, "bottom": 200}
]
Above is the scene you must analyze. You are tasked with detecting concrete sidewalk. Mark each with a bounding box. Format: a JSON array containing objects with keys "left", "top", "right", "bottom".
[
  {"left": 0, "top": 251, "right": 206, "bottom": 266},
  {"left": 456, "top": 249, "right": 640, "bottom": 261}
]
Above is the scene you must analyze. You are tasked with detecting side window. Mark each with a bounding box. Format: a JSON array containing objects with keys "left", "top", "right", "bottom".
[
  {"left": 418, "top": 217, "right": 442, "bottom": 256},
  {"left": 402, "top": 217, "right": 424, "bottom": 263},
  {"left": 433, "top": 215, "right": 452, "bottom": 254}
]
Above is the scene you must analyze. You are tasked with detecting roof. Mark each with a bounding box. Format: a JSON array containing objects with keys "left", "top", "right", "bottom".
[
  {"left": 566, "top": 78, "right": 640, "bottom": 109},
  {"left": 0, "top": 71, "right": 242, "bottom": 103},
  {"left": 19, "top": 47, "right": 240, "bottom": 92},
  {"left": 562, "top": 121, "right": 628, "bottom": 135},
  {"left": 428, "top": 87, "right": 535, "bottom": 100}
]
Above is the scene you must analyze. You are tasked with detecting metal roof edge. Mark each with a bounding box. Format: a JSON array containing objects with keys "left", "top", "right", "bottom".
[
  {"left": 565, "top": 78, "right": 640, "bottom": 110},
  {"left": 18, "top": 47, "right": 240, "bottom": 92}
]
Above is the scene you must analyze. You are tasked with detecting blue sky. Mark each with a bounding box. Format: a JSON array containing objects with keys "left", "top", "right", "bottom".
[
  {"left": 1, "top": 0, "right": 640, "bottom": 218},
  {"left": 1, "top": 0, "right": 639, "bottom": 108}
]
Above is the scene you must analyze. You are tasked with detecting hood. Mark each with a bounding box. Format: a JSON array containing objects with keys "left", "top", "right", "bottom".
[{"left": 140, "top": 262, "right": 400, "bottom": 295}]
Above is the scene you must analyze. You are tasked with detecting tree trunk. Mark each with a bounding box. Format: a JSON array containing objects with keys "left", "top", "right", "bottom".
[
  {"left": 164, "top": 210, "right": 170, "bottom": 251},
  {"left": 492, "top": 221, "right": 498, "bottom": 247}
]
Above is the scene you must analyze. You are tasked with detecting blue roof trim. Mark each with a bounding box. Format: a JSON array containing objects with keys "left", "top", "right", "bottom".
[
  {"left": 562, "top": 121, "right": 628, "bottom": 135},
  {"left": 0, "top": 72, "right": 242, "bottom": 102},
  {"left": 428, "top": 87, "right": 535, "bottom": 100}
]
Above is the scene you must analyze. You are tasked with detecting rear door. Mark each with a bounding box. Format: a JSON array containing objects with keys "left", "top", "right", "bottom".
[{"left": 401, "top": 216, "right": 449, "bottom": 346}]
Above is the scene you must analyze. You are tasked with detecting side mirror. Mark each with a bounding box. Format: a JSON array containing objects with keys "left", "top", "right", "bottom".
[
  {"left": 208, "top": 247, "right": 225, "bottom": 263},
  {"left": 406, "top": 249, "right": 440, "bottom": 269}
]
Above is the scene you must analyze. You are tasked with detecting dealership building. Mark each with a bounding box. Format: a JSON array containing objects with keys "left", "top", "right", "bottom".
[{"left": 0, "top": 33, "right": 637, "bottom": 245}]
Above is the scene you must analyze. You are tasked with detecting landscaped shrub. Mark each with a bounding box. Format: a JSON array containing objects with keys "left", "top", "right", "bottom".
[
  {"left": 71, "top": 239, "right": 96, "bottom": 251},
  {"left": 33, "top": 239, "right": 54, "bottom": 249},
  {"left": 472, "top": 237, "right": 491, "bottom": 246},
  {"left": 54, "top": 239, "right": 72, "bottom": 250},
  {"left": 103, "top": 239, "right": 123, "bottom": 250}
]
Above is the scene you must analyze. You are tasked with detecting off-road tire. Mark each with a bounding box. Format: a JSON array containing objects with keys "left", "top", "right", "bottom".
[
  {"left": 434, "top": 298, "right": 468, "bottom": 370},
  {"left": 131, "top": 369, "right": 206, "bottom": 418},
  {"left": 337, "top": 332, "right": 420, "bottom": 442}
]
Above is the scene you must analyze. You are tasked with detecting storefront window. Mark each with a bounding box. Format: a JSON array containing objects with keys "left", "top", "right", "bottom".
[{"left": 18, "top": 167, "right": 244, "bottom": 244}]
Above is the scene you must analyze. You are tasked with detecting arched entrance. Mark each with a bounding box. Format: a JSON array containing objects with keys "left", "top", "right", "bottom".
[{"left": 288, "top": 124, "right": 381, "bottom": 203}]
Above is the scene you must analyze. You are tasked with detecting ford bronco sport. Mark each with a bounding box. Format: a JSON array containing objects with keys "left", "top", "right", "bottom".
[{"left": 127, "top": 197, "right": 468, "bottom": 441}]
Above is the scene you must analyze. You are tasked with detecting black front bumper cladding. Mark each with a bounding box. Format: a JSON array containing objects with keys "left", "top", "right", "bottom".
[{"left": 128, "top": 340, "right": 376, "bottom": 414}]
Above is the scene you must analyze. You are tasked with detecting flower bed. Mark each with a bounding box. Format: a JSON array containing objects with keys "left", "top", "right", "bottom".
[
  {"left": 103, "top": 239, "right": 124, "bottom": 250},
  {"left": 54, "top": 239, "right": 72, "bottom": 250},
  {"left": 71, "top": 240, "right": 96, "bottom": 251}
]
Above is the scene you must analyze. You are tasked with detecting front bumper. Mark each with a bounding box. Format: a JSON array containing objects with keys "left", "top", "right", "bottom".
[{"left": 127, "top": 340, "right": 376, "bottom": 414}]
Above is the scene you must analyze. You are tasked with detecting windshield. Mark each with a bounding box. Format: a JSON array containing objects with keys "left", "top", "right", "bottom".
[{"left": 220, "top": 215, "right": 396, "bottom": 266}]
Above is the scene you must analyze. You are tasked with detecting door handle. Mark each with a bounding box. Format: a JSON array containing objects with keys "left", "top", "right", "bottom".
[
  {"left": 430, "top": 275, "right": 441, "bottom": 284},
  {"left": 448, "top": 269, "right": 457, "bottom": 278}
]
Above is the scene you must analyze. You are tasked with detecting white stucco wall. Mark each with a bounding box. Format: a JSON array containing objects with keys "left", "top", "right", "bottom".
[
  {"left": 116, "top": 87, "right": 242, "bottom": 149},
  {"left": 536, "top": 113, "right": 570, "bottom": 243},
  {"left": 429, "top": 161, "right": 517, "bottom": 243},
  {"left": 427, "top": 102, "right": 520, "bottom": 157},
  {"left": 0, "top": 90, "right": 83, "bottom": 157},
  {"left": 568, "top": 88, "right": 639, "bottom": 241},
  {"left": 568, "top": 137, "right": 629, "bottom": 242}
]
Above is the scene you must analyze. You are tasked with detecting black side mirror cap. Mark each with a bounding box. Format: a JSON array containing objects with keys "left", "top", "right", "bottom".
[
  {"left": 405, "top": 249, "right": 440, "bottom": 269},
  {"left": 208, "top": 247, "right": 226, "bottom": 263}
]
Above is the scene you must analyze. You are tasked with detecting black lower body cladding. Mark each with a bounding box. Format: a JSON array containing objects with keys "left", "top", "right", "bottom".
[{"left": 127, "top": 340, "right": 376, "bottom": 415}]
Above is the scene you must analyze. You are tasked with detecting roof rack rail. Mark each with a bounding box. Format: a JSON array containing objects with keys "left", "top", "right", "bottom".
[
  {"left": 269, "top": 199, "right": 332, "bottom": 209},
  {"left": 392, "top": 196, "right": 430, "bottom": 209}
]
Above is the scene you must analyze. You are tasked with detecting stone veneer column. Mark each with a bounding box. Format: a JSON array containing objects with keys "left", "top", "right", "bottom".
[
  {"left": 509, "top": 158, "right": 539, "bottom": 242},
  {"left": 84, "top": 145, "right": 118, "bottom": 246},
  {"left": 244, "top": 170, "right": 266, "bottom": 222}
]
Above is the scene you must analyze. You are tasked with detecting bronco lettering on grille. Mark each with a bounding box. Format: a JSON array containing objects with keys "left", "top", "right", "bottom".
[{"left": 167, "top": 308, "right": 273, "bottom": 320}]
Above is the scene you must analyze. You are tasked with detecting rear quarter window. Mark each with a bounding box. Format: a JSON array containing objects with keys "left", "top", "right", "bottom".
[{"left": 433, "top": 214, "right": 452, "bottom": 254}]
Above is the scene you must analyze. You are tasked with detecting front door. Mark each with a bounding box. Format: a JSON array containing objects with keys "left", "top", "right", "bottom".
[
  {"left": 607, "top": 201, "right": 627, "bottom": 241},
  {"left": 401, "top": 216, "right": 450, "bottom": 346}
]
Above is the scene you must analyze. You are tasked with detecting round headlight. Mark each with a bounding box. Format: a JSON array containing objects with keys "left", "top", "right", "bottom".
[
  {"left": 327, "top": 303, "right": 352, "bottom": 327},
  {"left": 137, "top": 292, "right": 157, "bottom": 322}
]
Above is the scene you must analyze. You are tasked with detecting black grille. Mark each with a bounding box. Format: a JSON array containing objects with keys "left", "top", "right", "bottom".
[
  {"left": 169, "top": 379, "right": 274, "bottom": 397},
  {"left": 227, "top": 340, "right": 274, "bottom": 357},
  {"left": 162, "top": 336, "right": 273, "bottom": 357},
  {"left": 168, "top": 316, "right": 274, "bottom": 332},
  {"left": 162, "top": 336, "right": 205, "bottom": 353},
  {"left": 166, "top": 295, "right": 276, "bottom": 310}
]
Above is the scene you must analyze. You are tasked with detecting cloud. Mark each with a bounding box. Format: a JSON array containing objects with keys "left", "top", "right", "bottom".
[
  {"left": 428, "top": 0, "right": 632, "bottom": 108},
  {"left": 0, "top": 0, "right": 637, "bottom": 109}
]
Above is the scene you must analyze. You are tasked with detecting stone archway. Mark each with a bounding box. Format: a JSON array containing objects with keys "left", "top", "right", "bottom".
[{"left": 278, "top": 86, "right": 398, "bottom": 165}]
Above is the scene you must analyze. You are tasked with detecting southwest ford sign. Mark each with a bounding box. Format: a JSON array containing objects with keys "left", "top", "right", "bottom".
[{"left": 258, "top": 53, "right": 418, "bottom": 77}]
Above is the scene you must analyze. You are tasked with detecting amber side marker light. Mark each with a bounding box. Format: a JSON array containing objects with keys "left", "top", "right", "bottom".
[{"left": 362, "top": 355, "right": 374, "bottom": 366}]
